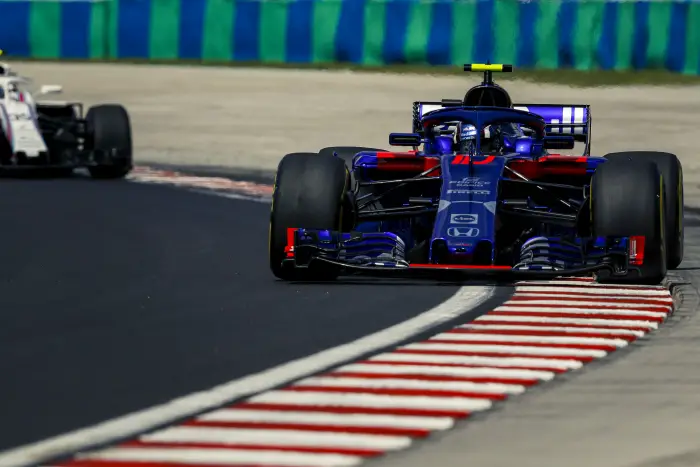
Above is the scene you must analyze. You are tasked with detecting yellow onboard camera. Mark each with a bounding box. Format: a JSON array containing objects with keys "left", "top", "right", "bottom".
[
  {"left": 463, "top": 63, "right": 513, "bottom": 88},
  {"left": 464, "top": 64, "right": 513, "bottom": 72}
]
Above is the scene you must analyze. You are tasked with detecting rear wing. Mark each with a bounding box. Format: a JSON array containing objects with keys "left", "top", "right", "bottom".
[
  {"left": 513, "top": 103, "right": 591, "bottom": 155},
  {"left": 411, "top": 100, "right": 462, "bottom": 132},
  {"left": 411, "top": 101, "right": 592, "bottom": 156}
]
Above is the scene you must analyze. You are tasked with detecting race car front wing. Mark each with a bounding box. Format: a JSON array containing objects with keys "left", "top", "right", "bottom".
[{"left": 281, "top": 228, "right": 636, "bottom": 280}]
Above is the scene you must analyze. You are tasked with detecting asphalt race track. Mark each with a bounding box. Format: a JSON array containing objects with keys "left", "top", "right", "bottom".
[{"left": 0, "top": 178, "right": 467, "bottom": 451}]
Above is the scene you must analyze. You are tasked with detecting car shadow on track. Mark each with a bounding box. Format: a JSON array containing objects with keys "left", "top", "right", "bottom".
[{"left": 278, "top": 279, "right": 512, "bottom": 287}]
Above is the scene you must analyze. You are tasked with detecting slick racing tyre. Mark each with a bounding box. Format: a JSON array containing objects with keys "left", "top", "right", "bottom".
[
  {"left": 604, "top": 151, "right": 683, "bottom": 270},
  {"left": 591, "top": 159, "right": 666, "bottom": 285},
  {"left": 86, "top": 105, "right": 133, "bottom": 179},
  {"left": 269, "top": 152, "right": 349, "bottom": 281}
]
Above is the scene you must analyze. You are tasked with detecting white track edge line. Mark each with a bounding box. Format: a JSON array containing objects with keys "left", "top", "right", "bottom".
[{"left": 0, "top": 286, "right": 495, "bottom": 467}]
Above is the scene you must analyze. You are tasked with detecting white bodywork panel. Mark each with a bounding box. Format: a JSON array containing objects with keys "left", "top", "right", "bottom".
[
  {"left": 0, "top": 76, "right": 49, "bottom": 157},
  {"left": 2, "top": 101, "right": 47, "bottom": 157}
]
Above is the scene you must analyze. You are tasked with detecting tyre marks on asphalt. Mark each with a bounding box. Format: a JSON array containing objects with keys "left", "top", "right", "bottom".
[
  {"left": 48, "top": 277, "right": 674, "bottom": 467},
  {"left": 128, "top": 166, "right": 272, "bottom": 200}
]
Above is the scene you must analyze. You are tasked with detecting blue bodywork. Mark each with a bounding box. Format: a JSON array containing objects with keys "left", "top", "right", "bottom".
[{"left": 289, "top": 105, "right": 631, "bottom": 275}]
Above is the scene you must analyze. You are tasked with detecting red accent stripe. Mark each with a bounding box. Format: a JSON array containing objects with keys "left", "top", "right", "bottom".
[
  {"left": 357, "top": 359, "right": 570, "bottom": 373},
  {"left": 471, "top": 319, "right": 653, "bottom": 332},
  {"left": 630, "top": 236, "right": 646, "bottom": 266},
  {"left": 448, "top": 328, "right": 638, "bottom": 342},
  {"left": 508, "top": 157, "right": 588, "bottom": 177},
  {"left": 424, "top": 339, "right": 618, "bottom": 352},
  {"left": 394, "top": 348, "right": 596, "bottom": 362},
  {"left": 374, "top": 152, "right": 441, "bottom": 173},
  {"left": 232, "top": 402, "right": 472, "bottom": 418},
  {"left": 282, "top": 385, "right": 508, "bottom": 400},
  {"left": 323, "top": 371, "right": 540, "bottom": 386},
  {"left": 409, "top": 264, "right": 511, "bottom": 270},
  {"left": 122, "top": 440, "right": 382, "bottom": 457},
  {"left": 376, "top": 152, "right": 417, "bottom": 158},
  {"left": 487, "top": 310, "right": 665, "bottom": 322},
  {"left": 183, "top": 419, "right": 431, "bottom": 438},
  {"left": 450, "top": 155, "right": 497, "bottom": 165},
  {"left": 423, "top": 158, "right": 441, "bottom": 173},
  {"left": 539, "top": 156, "right": 589, "bottom": 163},
  {"left": 284, "top": 228, "right": 297, "bottom": 258}
]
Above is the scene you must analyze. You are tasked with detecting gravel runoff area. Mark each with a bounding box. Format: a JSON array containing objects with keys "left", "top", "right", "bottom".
[{"left": 11, "top": 62, "right": 700, "bottom": 467}]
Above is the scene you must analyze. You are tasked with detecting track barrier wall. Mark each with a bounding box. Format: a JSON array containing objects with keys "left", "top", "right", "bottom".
[{"left": 0, "top": 0, "right": 699, "bottom": 74}]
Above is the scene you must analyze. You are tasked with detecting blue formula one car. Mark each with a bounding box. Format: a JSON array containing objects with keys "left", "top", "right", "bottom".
[{"left": 269, "top": 64, "right": 684, "bottom": 284}]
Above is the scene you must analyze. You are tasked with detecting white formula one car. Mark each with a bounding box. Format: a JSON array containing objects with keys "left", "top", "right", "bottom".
[{"left": 0, "top": 62, "right": 132, "bottom": 178}]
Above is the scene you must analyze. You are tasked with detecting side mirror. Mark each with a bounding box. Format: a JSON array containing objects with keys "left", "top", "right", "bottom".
[
  {"left": 38, "top": 84, "right": 63, "bottom": 95},
  {"left": 389, "top": 133, "right": 421, "bottom": 146},
  {"left": 543, "top": 135, "right": 575, "bottom": 150}
]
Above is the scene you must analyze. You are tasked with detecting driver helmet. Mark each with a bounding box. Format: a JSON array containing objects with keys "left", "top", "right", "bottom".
[
  {"left": 7, "top": 83, "right": 21, "bottom": 102},
  {"left": 457, "top": 123, "right": 478, "bottom": 154}
]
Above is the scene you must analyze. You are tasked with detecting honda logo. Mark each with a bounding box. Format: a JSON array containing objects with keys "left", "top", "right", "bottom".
[{"left": 447, "top": 227, "right": 480, "bottom": 238}]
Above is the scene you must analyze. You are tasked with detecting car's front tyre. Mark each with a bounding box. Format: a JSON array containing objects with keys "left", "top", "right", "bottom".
[
  {"left": 591, "top": 159, "right": 666, "bottom": 284},
  {"left": 603, "top": 151, "right": 683, "bottom": 270},
  {"left": 86, "top": 104, "right": 133, "bottom": 179},
  {"left": 269, "top": 152, "right": 349, "bottom": 281}
]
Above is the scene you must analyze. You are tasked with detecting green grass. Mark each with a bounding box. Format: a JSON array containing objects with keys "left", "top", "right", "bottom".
[{"left": 16, "top": 57, "right": 700, "bottom": 87}]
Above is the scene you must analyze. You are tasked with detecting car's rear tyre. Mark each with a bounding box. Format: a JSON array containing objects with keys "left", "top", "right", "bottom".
[
  {"left": 269, "top": 152, "right": 349, "bottom": 281},
  {"left": 591, "top": 159, "right": 666, "bottom": 284},
  {"left": 604, "top": 151, "right": 683, "bottom": 270},
  {"left": 86, "top": 105, "right": 133, "bottom": 179}
]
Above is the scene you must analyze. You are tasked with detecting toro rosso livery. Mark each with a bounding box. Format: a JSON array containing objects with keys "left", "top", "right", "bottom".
[
  {"left": 0, "top": 61, "right": 132, "bottom": 178},
  {"left": 270, "top": 64, "right": 684, "bottom": 284}
]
